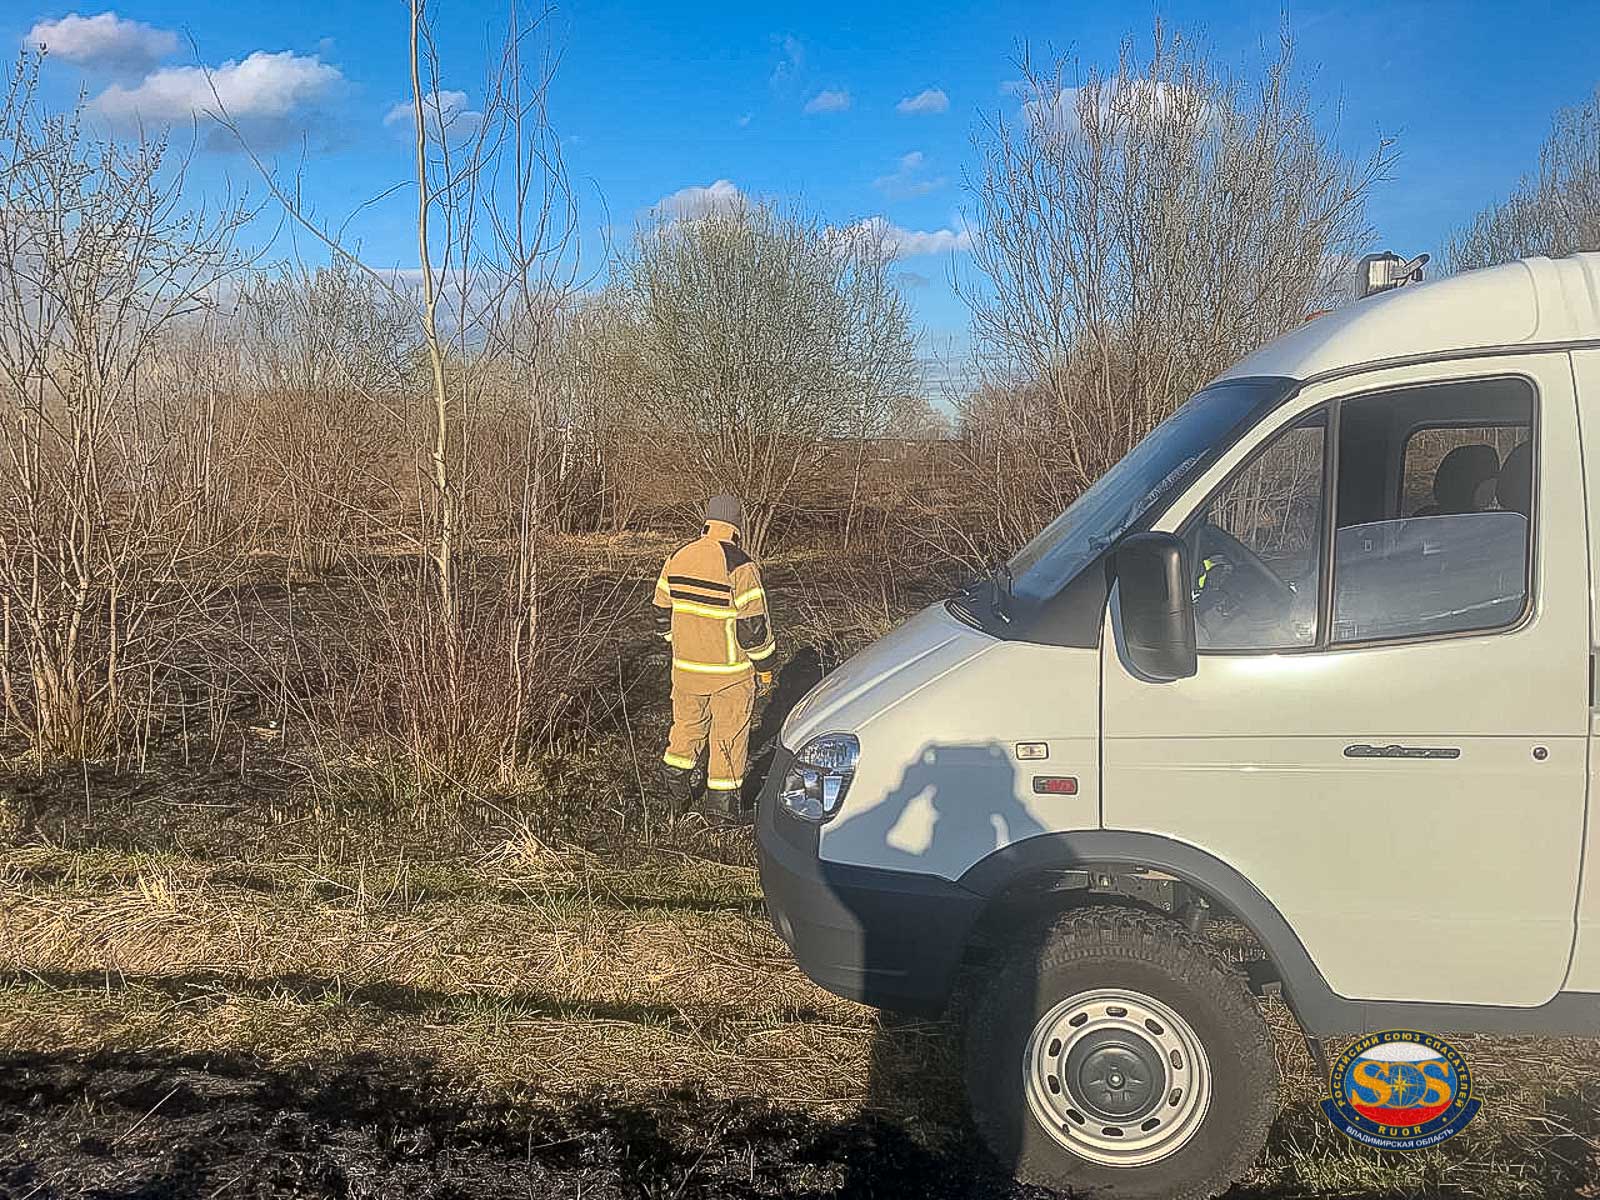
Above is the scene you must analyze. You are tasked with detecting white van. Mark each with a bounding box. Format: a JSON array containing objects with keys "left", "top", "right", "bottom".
[{"left": 756, "top": 253, "right": 1600, "bottom": 1199}]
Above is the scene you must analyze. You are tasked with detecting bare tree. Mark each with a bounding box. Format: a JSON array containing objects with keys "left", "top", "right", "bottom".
[
  {"left": 1447, "top": 87, "right": 1600, "bottom": 271},
  {"left": 207, "top": 3, "right": 610, "bottom": 782},
  {"left": 959, "top": 24, "right": 1393, "bottom": 552},
  {"left": 0, "top": 54, "right": 252, "bottom": 758},
  {"left": 623, "top": 204, "right": 918, "bottom": 554}
]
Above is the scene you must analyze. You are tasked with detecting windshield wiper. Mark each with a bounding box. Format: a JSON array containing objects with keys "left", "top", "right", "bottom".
[
  {"left": 988, "top": 559, "right": 1014, "bottom": 624},
  {"left": 946, "top": 561, "right": 1013, "bottom": 628}
]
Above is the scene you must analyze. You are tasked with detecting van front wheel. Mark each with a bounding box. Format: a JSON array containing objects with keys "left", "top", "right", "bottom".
[{"left": 965, "top": 905, "right": 1278, "bottom": 1200}]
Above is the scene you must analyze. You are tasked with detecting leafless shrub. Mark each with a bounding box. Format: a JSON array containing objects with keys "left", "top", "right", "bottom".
[
  {"left": 1447, "top": 87, "right": 1600, "bottom": 270},
  {"left": 0, "top": 53, "right": 253, "bottom": 759},
  {"left": 237, "top": 260, "right": 420, "bottom": 573},
  {"left": 257, "top": 547, "right": 630, "bottom": 795},
  {"left": 619, "top": 204, "right": 919, "bottom": 555},
  {"left": 956, "top": 24, "right": 1392, "bottom": 556},
  {"left": 199, "top": 2, "right": 623, "bottom": 788},
  {"left": 135, "top": 315, "right": 254, "bottom": 545},
  {"left": 550, "top": 291, "right": 679, "bottom": 531}
]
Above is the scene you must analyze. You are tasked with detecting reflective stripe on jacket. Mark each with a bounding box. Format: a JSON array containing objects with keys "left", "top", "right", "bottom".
[{"left": 653, "top": 519, "right": 775, "bottom": 690}]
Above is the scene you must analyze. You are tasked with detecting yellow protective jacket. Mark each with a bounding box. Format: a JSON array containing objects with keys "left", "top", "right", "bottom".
[{"left": 653, "top": 519, "right": 775, "bottom": 692}]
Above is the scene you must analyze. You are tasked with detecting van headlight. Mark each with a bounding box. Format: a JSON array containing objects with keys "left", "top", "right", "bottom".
[{"left": 780, "top": 733, "right": 859, "bottom": 824}]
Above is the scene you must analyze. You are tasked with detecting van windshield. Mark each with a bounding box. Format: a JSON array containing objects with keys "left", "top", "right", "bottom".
[{"left": 1009, "top": 379, "right": 1288, "bottom": 604}]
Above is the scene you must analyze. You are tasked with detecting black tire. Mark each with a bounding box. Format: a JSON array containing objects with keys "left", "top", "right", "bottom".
[{"left": 965, "top": 905, "right": 1278, "bottom": 1200}]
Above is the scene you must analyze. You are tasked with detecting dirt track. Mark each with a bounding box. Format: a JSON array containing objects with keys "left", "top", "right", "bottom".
[{"left": 0, "top": 1048, "right": 1033, "bottom": 1200}]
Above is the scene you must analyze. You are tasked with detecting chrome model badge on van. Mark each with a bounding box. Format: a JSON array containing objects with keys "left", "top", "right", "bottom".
[{"left": 1321, "top": 1030, "right": 1481, "bottom": 1150}]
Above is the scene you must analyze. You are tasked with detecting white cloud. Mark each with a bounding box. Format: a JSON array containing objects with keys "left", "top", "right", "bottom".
[
  {"left": 838, "top": 216, "right": 971, "bottom": 260},
  {"left": 804, "top": 88, "right": 851, "bottom": 114},
  {"left": 23, "top": 11, "right": 177, "bottom": 72},
  {"left": 1023, "top": 78, "right": 1206, "bottom": 142},
  {"left": 93, "top": 50, "right": 342, "bottom": 123},
  {"left": 736, "top": 112, "right": 752, "bottom": 128},
  {"left": 383, "top": 89, "right": 482, "bottom": 136},
  {"left": 896, "top": 87, "right": 949, "bottom": 116},
  {"left": 874, "top": 150, "right": 946, "bottom": 199},
  {"left": 652, "top": 179, "right": 748, "bottom": 222},
  {"left": 1020, "top": 85, "right": 1077, "bottom": 136}
]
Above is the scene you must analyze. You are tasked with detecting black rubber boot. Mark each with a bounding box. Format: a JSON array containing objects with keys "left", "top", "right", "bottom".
[
  {"left": 660, "top": 763, "right": 695, "bottom": 814},
  {"left": 699, "top": 792, "right": 737, "bottom": 827}
]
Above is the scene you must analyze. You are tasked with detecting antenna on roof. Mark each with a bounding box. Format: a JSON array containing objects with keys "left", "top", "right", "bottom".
[{"left": 1355, "top": 251, "right": 1429, "bottom": 299}]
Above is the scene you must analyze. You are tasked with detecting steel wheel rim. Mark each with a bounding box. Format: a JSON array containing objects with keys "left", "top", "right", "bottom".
[{"left": 1023, "top": 986, "right": 1212, "bottom": 1167}]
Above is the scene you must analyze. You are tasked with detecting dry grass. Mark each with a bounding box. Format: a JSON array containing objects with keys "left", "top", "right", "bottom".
[
  {"left": 1, "top": 828, "right": 1597, "bottom": 1196},
  {"left": 0, "top": 839, "right": 878, "bottom": 1117}
]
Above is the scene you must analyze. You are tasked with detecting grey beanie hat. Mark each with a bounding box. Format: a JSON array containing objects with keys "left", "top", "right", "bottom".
[{"left": 706, "top": 494, "right": 743, "bottom": 529}]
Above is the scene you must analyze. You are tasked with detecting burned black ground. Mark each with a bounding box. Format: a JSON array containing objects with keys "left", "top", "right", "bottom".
[{"left": 0, "top": 1047, "right": 1036, "bottom": 1200}]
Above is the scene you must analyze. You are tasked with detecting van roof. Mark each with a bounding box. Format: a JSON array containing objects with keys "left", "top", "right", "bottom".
[{"left": 1216, "top": 252, "right": 1600, "bottom": 385}]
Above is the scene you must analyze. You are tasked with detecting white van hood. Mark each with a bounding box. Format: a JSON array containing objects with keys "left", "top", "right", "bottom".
[{"left": 780, "top": 602, "right": 994, "bottom": 750}]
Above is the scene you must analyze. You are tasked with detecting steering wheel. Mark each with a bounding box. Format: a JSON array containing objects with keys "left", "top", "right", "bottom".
[{"left": 1191, "top": 523, "right": 1297, "bottom": 628}]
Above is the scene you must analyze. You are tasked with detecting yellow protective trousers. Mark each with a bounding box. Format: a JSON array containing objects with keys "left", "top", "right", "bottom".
[{"left": 663, "top": 674, "right": 756, "bottom": 793}]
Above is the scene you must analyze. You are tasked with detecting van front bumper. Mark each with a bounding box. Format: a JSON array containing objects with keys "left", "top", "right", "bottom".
[{"left": 754, "top": 749, "right": 986, "bottom": 1016}]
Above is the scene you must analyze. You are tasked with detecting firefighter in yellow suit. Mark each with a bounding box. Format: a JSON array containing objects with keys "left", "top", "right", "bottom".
[{"left": 654, "top": 495, "right": 775, "bottom": 818}]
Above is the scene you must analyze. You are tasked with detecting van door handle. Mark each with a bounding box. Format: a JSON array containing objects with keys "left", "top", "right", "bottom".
[{"left": 1343, "top": 743, "right": 1461, "bottom": 760}]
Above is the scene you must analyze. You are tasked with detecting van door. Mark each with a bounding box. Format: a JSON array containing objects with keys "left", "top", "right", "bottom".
[
  {"left": 1568, "top": 348, "right": 1600, "bottom": 994},
  {"left": 1101, "top": 354, "right": 1587, "bottom": 1007}
]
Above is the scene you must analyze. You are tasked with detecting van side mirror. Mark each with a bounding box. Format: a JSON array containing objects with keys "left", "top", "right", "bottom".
[{"left": 1113, "top": 532, "right": 1197, "bottom": 681}]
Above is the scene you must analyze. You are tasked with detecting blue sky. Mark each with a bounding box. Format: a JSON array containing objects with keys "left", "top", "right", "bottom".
[{"left": 8, "top": 0, "right": 1600, "bottom": 381}]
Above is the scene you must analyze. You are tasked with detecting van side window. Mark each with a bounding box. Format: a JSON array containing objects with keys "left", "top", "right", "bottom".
[
  {"left": 1186, "top": 411, "right": 1326, "bottom": 651},
  {"left": 1333, "top": 379, "right": 1534, "bottom": 644}
]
